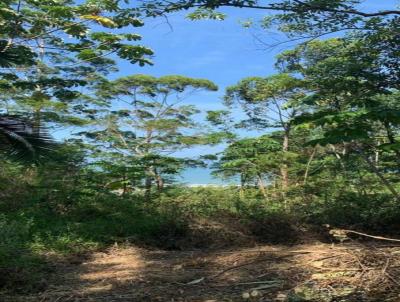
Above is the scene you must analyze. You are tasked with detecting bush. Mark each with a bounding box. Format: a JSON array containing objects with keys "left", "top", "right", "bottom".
[{"left": 0, "top": 214, "right": 48, "bottom": 292}]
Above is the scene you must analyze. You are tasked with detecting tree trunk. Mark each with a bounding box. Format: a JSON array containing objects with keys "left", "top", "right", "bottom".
[
  {"left": 239, "top": 173, "right": 245, "bottom": 199},
  {"left": 384, "top": 121, "right": 400, "bottom": 167},
  {"left": 303, "top": 147, "right": 316, "bottom": 185},
  {"left": 122, "top": 172, "right": 127, "bottom": 196},
  {"left": 257, "top": 173, "right": 268, "bottom": 199},
  {"left": 359, "top": 149, "right": 400, "bottom": 201},
  {"left": 144, "top": 172, "right": 152, "bottom": 200},
  {"left": 281, "top": 128, "right": 290, "bottom": 190},
  {"left": 155, "top": 171, "right": 164, "bottom": 191},
  {"left": 143, "top": 128, "right": 154, "bottom": 200}
]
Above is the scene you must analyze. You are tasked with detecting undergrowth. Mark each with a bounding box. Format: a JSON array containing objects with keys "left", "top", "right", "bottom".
[{"left": 1, "top": 186, "right": 400, "bottom": 292}]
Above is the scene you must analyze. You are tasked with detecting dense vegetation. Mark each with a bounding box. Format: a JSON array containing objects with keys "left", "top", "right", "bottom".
[{"left": 0, "top": 0, "right": 399, "bottom": 296}]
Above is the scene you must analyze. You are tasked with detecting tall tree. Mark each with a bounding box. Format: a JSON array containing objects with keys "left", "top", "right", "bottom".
[
  {"left": 0, "top": 0, "right": 153, "bottom": 160},
  {"left": 87, "top": 74, "right": 218, "bottom": 195},
  {"left": 0, "top": 0, "right": 152, "bottom": 71},
  {"left": 213, "top": 135, "right": 282, "bottom": 197},
  {"left": 224, "top": 74, "right": 304, "bottom": 190},
  {"left": 278, "top": 37, "right": 400, "bottom": 199}
]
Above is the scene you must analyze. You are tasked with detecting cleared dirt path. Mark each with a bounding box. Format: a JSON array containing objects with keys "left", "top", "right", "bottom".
[{"left": 4, "top": 241, "right": 400, "bottom": 302}]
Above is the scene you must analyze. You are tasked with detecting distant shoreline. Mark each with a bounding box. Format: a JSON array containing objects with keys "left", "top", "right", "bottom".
[
  {"left": 184, "top": 183, "right": 239, "bottom": 187},
  {"left": 178, "top": 167, "right": 239, "bottom": 186}
]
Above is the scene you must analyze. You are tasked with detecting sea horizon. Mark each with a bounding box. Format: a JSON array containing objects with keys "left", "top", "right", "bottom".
[{"left": 177, "top": 167, "right": 239, "bottom": 185}]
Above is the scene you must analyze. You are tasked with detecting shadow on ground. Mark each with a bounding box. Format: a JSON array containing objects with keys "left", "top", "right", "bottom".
[
  {"left": 3, "top": 214, "right": 400, "bottom": 302},
  {"left": 5, "top": 240, "right": 400, "bottom": 302}
]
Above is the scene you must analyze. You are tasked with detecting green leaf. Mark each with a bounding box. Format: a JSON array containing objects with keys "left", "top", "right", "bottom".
[
  {"left": 81, "top": 15, "right": 117, "bottom": 28},
  {"left": 378, "top": 142, "right": 400, "bottom": 152}
]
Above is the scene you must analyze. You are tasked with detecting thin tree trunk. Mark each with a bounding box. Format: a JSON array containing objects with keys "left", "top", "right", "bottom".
[
  {"left": 33, "top": 38, "right": 45, "bottom": 136},
  {"left": 144, "top": 171, "right": 152, "bottom": 200},
  {"left": 330, "top": 144, "right": 348, "bottom": 177},
  {"left": 360, "top": 150, "right": 400, "bottom": 201},
  {"left": 239, "top": 173, "right": 245, "bottom": 199},
  {"left": 281, "top": 128, "right": 290, "bottom": 191},
  {"left": 154, "top": 169, "right": 164, "bottom": 191},
  {"left": 257, "top": 173, "right": 268, "bottom": 199},
  {"left": 272, "top": 97, "right": 291, "bottom": 192},
  {"left": 143, "top": 128, "right": 154, "bottom": 200},
  {"left": 303, "top": 147, "right": 316, "bottom": 185},
  {"left": 384, "top": 121, "right": 400, "bottom": 167},
  {"left": 122, "top": 172, "right": 127, "bottom": 196}
]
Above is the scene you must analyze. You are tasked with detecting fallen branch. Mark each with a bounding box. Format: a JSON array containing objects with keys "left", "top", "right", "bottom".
[
  {"left": 342, "top": 230, "right": 400, "bottom": 243},
  {"left": 184, "top": 251, "right": 310, "bottom": 285},
  {"left": 385, "top": 272, "right": 400, "bottom": 286},
  {"left": 236, "top": 280, "right": 282, "bottom": 285},
  {"left": 250, "top": 283, "right": 282, "bottom": 291},
  {"left": 212, "top": 252, "right": 309, "bottom": 280}
]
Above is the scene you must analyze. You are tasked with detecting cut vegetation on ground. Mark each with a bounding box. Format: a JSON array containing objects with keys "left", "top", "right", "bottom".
[
  {"left": 1, "top": 0, "right": 400, "bottom": 301},
  {"left": 4, "top": 231, "right": 400, "bottom": 301}
]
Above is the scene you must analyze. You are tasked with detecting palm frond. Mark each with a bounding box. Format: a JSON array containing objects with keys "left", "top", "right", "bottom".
[{"left": 0, "top": 115, "right": 55, "bottom": 162}]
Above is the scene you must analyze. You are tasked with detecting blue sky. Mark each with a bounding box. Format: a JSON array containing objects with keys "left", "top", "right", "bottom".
[
  {"left": 115, "top": 1, "right": 398, "bottom": 111},
  {"left": 113, "top": 1, "right": 397, "bottom": 153},
  {"left": 117, "top": 7, "right": 279, "bottom": 112},
  {"left": 62, "top": 1, "right": 399, "bottom": 183},
  {"left": 113, "top": 7, "right": 282, "bottom": 160},
  {"left": 108, "top": 0, "right": 398, "bottom": 183}
]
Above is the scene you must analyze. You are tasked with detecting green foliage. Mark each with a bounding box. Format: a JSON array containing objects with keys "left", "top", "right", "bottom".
[
  {"left": 213, "top": 135, "right": 282, "bottom": 183},
  {"left": 0, "top": 1, "right": 154, "bottom": 166},
  {"left": 143, "top": 0, "right": 400, "bottom": 42},
  {"left": 186, "top": 8, "right": 226, "bottom": 20},
  {"left": 0, "top": 114, "right": 55, "bottom": 162},
  {"left": 1, "top": 0, "right": 400, "bottom": 296},
  {"left": 0, "top": 0, "right": 153, "bottom": 72},
  {"left": 83, "top": 74, "right": 219, "bottom": 192},
  {"left": 0, "top": 42, "right": 36, "bottom": 68}
]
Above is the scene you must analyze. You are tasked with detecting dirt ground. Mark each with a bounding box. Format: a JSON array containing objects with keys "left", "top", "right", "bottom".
[{"left": 4, "top": 239, "right": 400, "bottom": 302}]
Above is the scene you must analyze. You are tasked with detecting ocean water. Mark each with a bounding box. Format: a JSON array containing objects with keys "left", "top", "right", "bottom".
[{"left": 177, "top": 167, "right": 238, "bottom": 185}]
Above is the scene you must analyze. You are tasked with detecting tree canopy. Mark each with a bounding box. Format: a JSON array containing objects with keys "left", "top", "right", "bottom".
[{"left": 1, "top": 2, "right": 400, "bottom": 300}]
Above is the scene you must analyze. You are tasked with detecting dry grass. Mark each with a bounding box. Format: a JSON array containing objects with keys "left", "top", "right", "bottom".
[{"left": 3, "top": 239, "right": 400, "bottom": 302}]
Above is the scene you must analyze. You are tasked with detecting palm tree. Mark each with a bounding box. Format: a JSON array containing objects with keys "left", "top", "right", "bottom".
[{"left": 0, "top": 115, "right": 54, "bottom": 162}]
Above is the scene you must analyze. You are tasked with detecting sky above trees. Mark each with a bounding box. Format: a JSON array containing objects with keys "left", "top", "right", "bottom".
[
  {"left": 120, "top": 0, "right": 397, "bottom": 108},
  {"left": 104, "top": 0, "right": 395, "bottom": 162},
  {"left": 43, "top": 0, "right": 398, "bottom": 181}
]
